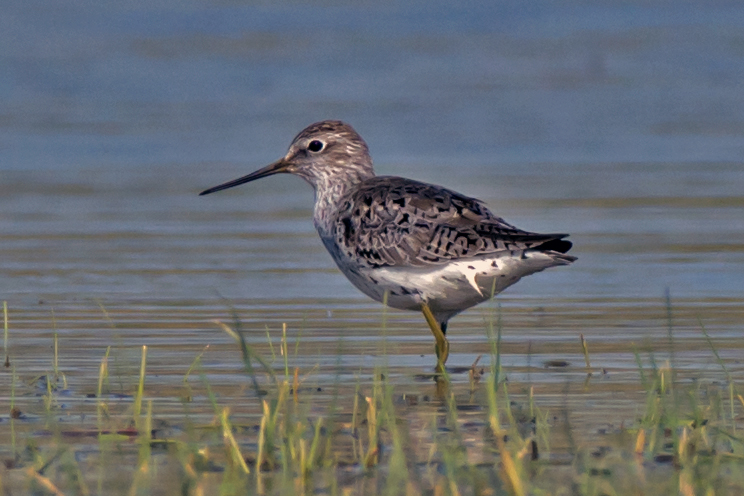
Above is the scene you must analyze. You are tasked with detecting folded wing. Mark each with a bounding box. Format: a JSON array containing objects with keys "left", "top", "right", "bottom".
[{"left": 331, "top": 176, "right": 573, "bottom": 269}]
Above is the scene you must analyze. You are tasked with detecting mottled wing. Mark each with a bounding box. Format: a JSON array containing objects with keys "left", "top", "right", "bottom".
[{"left": 332, "top": 176, "right": 570, "bottom": 268}]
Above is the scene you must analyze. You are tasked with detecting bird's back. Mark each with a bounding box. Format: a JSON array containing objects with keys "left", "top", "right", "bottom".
[{"left": 323, "top": 175, "right": 574, "bottom": 271}]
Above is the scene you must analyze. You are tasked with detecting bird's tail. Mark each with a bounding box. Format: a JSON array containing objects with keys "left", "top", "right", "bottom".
[{"left": 533, "top": 237, "right": 576, "bottom": 264}]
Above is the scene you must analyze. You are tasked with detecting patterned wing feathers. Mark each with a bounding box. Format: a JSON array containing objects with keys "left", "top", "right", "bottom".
[{"left": 333, "top": 176, "right": 570, "bottom": 268}]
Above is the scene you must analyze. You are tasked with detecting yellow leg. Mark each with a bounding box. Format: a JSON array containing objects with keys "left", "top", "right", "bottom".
[{"left": 421, "top": 303, "right": 449, "bottom": 373}]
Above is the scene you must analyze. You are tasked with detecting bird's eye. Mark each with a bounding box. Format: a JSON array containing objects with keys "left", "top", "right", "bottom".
[{"left": 308, "top": 140, "right": 324, "bottom": 152}]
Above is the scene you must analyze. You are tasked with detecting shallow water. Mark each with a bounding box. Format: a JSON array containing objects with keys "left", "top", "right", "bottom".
[{"left": 1, "top": 0, "right": 743, "bottom": 492}]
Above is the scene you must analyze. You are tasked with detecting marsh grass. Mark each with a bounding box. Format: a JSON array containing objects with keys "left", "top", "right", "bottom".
[{"left": 0, "top": 299, "right": 742, "bottom": 496}]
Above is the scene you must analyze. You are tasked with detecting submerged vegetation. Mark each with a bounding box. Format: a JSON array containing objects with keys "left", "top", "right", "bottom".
[{"left": 1, "top": 299, "right": 743, "bottom": 496}]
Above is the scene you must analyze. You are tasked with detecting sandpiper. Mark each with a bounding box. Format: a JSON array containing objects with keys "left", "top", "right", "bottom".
[{"left": 200, "top": 120, "right": 576, "bottom": 372}]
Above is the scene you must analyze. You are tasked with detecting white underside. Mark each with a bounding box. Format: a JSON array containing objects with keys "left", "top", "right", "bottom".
[{"left": 344, "top": 251, "right": 569, "bottom": 321}]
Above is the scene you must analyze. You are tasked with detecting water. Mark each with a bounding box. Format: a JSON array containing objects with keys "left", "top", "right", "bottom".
[{"left": 0, "top": 0, "right": 743, "bottom": 489}]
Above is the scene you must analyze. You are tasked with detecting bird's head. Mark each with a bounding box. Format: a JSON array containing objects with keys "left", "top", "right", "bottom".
[{"left": 200, "top": 120, "right": 374, "bottom": 196}]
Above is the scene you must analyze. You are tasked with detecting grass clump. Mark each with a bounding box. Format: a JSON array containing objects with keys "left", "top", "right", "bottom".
[{"left": 0, "top": 299, "right": 742, "bottom": 495}]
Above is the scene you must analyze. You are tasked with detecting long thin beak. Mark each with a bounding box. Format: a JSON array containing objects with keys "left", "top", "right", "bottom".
[{"left": 199, "top": 158, "right": 290, "bottom": 196}]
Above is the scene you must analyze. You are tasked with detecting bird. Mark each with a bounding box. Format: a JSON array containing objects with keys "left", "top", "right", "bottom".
[{"left": 200, "top": 120, "right": 576, "bottom": 373}]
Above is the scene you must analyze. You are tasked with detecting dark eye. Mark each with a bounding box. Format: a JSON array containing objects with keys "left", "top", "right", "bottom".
[{"left": 308, "top": 140, "right": 324, "bottom": 152}]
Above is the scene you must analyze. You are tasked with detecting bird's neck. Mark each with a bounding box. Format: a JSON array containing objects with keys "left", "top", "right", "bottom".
[{"left": 312, "top": 170, "right": 372, "bottom": 234}]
